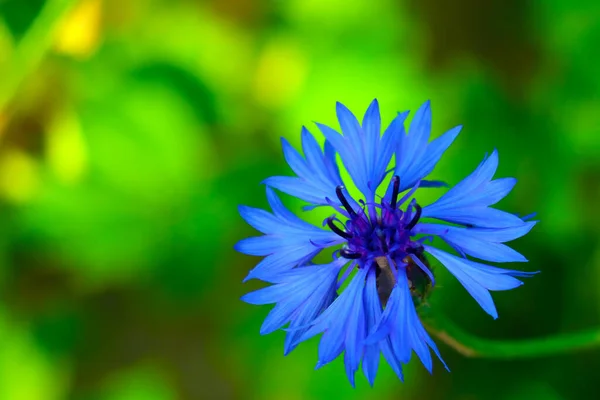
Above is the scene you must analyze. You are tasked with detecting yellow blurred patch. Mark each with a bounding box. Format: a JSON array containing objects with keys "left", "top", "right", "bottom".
[
  {"left": 253, "top": 37, "right": 307, "bottom": 108},
  {"left": 0, "top": 150, "right": 40, "bottom": 203},
  {"left": 54, "top": 0, "right": 103, "bottom": 58},
  {"left": 46, "top": 109, "right": 88, "bottom": 184}
]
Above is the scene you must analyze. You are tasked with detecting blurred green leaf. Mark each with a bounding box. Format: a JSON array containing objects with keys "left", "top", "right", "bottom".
[
  {"left": 0, "top": 0, "right": 77, "bottom": 110},
  {"left": 0, "top": 309, "right": 69, "bottom": 400},
  {"left": 0, "top": 0, "right": 46, "bottom": 39}
]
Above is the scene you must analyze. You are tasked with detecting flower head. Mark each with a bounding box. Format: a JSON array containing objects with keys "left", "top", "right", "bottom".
[{"left": 236, "top": 100, "right": 537, "bottom": 386}]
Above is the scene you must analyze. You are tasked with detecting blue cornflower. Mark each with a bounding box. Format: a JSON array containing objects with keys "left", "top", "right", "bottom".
[{"left": 236, "top": 100, "right": 537, "bottom": 386}]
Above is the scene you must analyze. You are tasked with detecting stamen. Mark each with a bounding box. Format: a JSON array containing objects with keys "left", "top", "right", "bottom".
[
  {"left": 376, "top": 228, "right": 389, "bottom": 253},
  {"left": 336, "top": 186, "right": 357, "bottom": 218},
  {"left": 358, "top": 199, "right": 370, "bottom": 220},
  {"left": 390, "top": 176, "right": 400, "bottom": 209},
  {"left": 404, "top": 204, "right": 422, "bottom": 231},
  {"left": 396, "top": 180, "right": 421, "bottom": 208},
  {"left": 326, "top": 217, "right": 352, "bottom": 239},
  {"left": 406, "top": 245, "right": 424, "bottom": 255},
  {"left": 340, "top": 248, "right": 362, "bottom": 259}
]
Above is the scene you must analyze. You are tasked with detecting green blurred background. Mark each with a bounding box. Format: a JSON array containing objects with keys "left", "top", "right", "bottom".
[{"left": 0, "top": 0, "right": 599, "bottom": 399}]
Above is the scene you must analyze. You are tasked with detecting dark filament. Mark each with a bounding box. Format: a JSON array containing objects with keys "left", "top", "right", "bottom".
[
  {"left": 390, "top": 176, "right": 400, "bottom": 210},
  {"left": 404, "top": 204, "right": 422, "bottom": 231},
  {"left": 376, "top": 229, "right": 389, "bottom": 253},
  {"left": 406, "top": 245, "right": 424, "bottom": 256},
  {"left": 326, "top": 217, "right": 352, "bottom": 239},
  {"left": 336, "top": 186, "right": 357, "bottom": 218},
  {"left": 340, "top": 248, "right": 362, "bottom": 259},
  {"left": 327, "top": 180, "right": 425, "bottom": 266}
]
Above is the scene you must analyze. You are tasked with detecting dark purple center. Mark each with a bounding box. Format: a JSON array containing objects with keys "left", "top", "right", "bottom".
[
  {"left": 326, "top": 176, "right": 425, "bottom": 264},
  {"left": 325, "top": 176, "right": 434, "bottom": 304}
]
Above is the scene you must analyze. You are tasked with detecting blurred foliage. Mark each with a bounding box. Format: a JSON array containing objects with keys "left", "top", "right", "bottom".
[{"left": 0, "top": 0, "right": 599, "bottom": 399}]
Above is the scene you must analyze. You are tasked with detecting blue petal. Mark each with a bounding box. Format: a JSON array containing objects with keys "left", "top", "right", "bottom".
[
  {"left": 397, "top": 101, "right": 431, "bottom": 175},
  {"left": 234, "top": 236, "right": 283, "bottom": 256},
  {"left": 284, "top": 284, "right": 337, "bottom": 355},
  {"left": 367, "top": 271, "right": 446, "bottom": 373},
  {"left": 265, "top": 187, "right": 302, "bottom": 223},
  {"left": 425, "top": 246, "right": 533, "bottom": 319},
  {"left": 299, "top": 267, "right": 369, "bottom": 370},
  {"left": 261, "top": 268, "right": 338, "bottom": 335},
  {"left": 336, "top": 101, "right": 363, "bottom": 148},
  {"left": 362, "top": 99, "right": 381, "bottom": 184},
  {"left": 317, "top": 319, "right": 347, "bottom": 366},
  {"left": 243, "top": 260, "right": 344, "bottom": 338},
  {"left": 301, "top": 127, "right": 339, "bottom": 189},
  {"left": 374, "top": 111, "right": 409, "bottom": 186},
  {"left": 332, "top": 104, "right": 371, "bottom": 197},
  {"left": 243, "top": 246, "right": 318, "bottom": 282},
  {"left": 468, "top": 177, "right": 516, "bottom": 206},
  {"left": 384, "top": 285, "right": 411, "bottom": 365},
  {"left": 457, "top": 261, "right": 539, "bottom": 278},
  {"left": 316, "top": 101, "right": 400, "bottom": 201},
  {"left": 450, "top": 150, "right": 499, "bottom": 197},
  {"left": 261, "top": 302, "right": 301, "bottom": 334},
  {"left": 414, "top": 125, "right": 462, "bottom": 181},
  {"left": 417, "top": 222, "right": 536, "bottom": 263},
  {"left": 395, "top": 273, "right": 436, "bottom": 370},
  {"left": 362, "top": 269, "right": 381, "bottom": 386},
  {"left": 423, "top": 150, "right": 523, "bottom": 228},
  {"left": 238, "top": 205, "right": 280, "bottom": 234},
  {"left": 380, "top": 338, "right": 404, "bottom": 382},
  {"left": 320, "top": 268, "right": 368, "bottom": 367},
  {"left": 263, "top": 176, "right": 330, "bottom": 206},
  {"left": 393, "top": 101, "right": 461, "bottom": 192},
  {"left": 323, "top": 140, "right": 342, "bottom": 183},
  {"left": 241, "top": 284, "right": 289, "bottom": 305},
  {"left": 336, "top": 121, "right": 370, "bottom": 198},
  {"left": 244, "top": 265, "right": 328, "bottom": 305},
  {"left": 266, "top": 128, "right": 344, "bottom": 206},
  {"left": 423, "top": 205, "right": 525, "bottom": 228},
  {"left": 343, "top": 272, "right": 367, "bottom": 386},
  {"left": 412, "top": 315, "right": 449, "bottom": 372},
  {"left": 315, "top": 122, "right": 346, "bottom": 158},
  {"left": 281, "top": 137, "right": 312, "bottom": 178},
  {"left": 456, "top": 239, "right": 525, "bottom": 263},
  {"left": 237, "top": 188, "right": 342, "bottom": 281},
  {"left": 519, "top": 212, "right": 538, "bottom": 221}
]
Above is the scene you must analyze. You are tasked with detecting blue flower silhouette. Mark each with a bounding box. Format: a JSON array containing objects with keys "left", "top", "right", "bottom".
[{"left": 236, "top": 100, "right": 537, "bottom": 386}]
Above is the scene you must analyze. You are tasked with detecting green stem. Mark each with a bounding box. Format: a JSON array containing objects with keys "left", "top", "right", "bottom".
[
  {"left": 425, "top": 313, "right": 600, "bottom": 359},
  {"left": 0, "top": 0, "right": 79, "bottom": 111}
]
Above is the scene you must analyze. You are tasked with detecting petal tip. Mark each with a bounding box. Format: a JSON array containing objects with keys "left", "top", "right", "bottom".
[
  {"left": 283, "top": 342, "right": 297, "bottom": 356},
  {"left": 233, "top": 240, "right": 244, "bottom": 253},
  {"left": 280, "top": 136, "right": 291, "bottom": 147},
  {"left": 335, "top": 101, "right": 349, "bottom": 112},
  {"left": 300, "top": 126, "right": 312, "bottom": 138}
]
